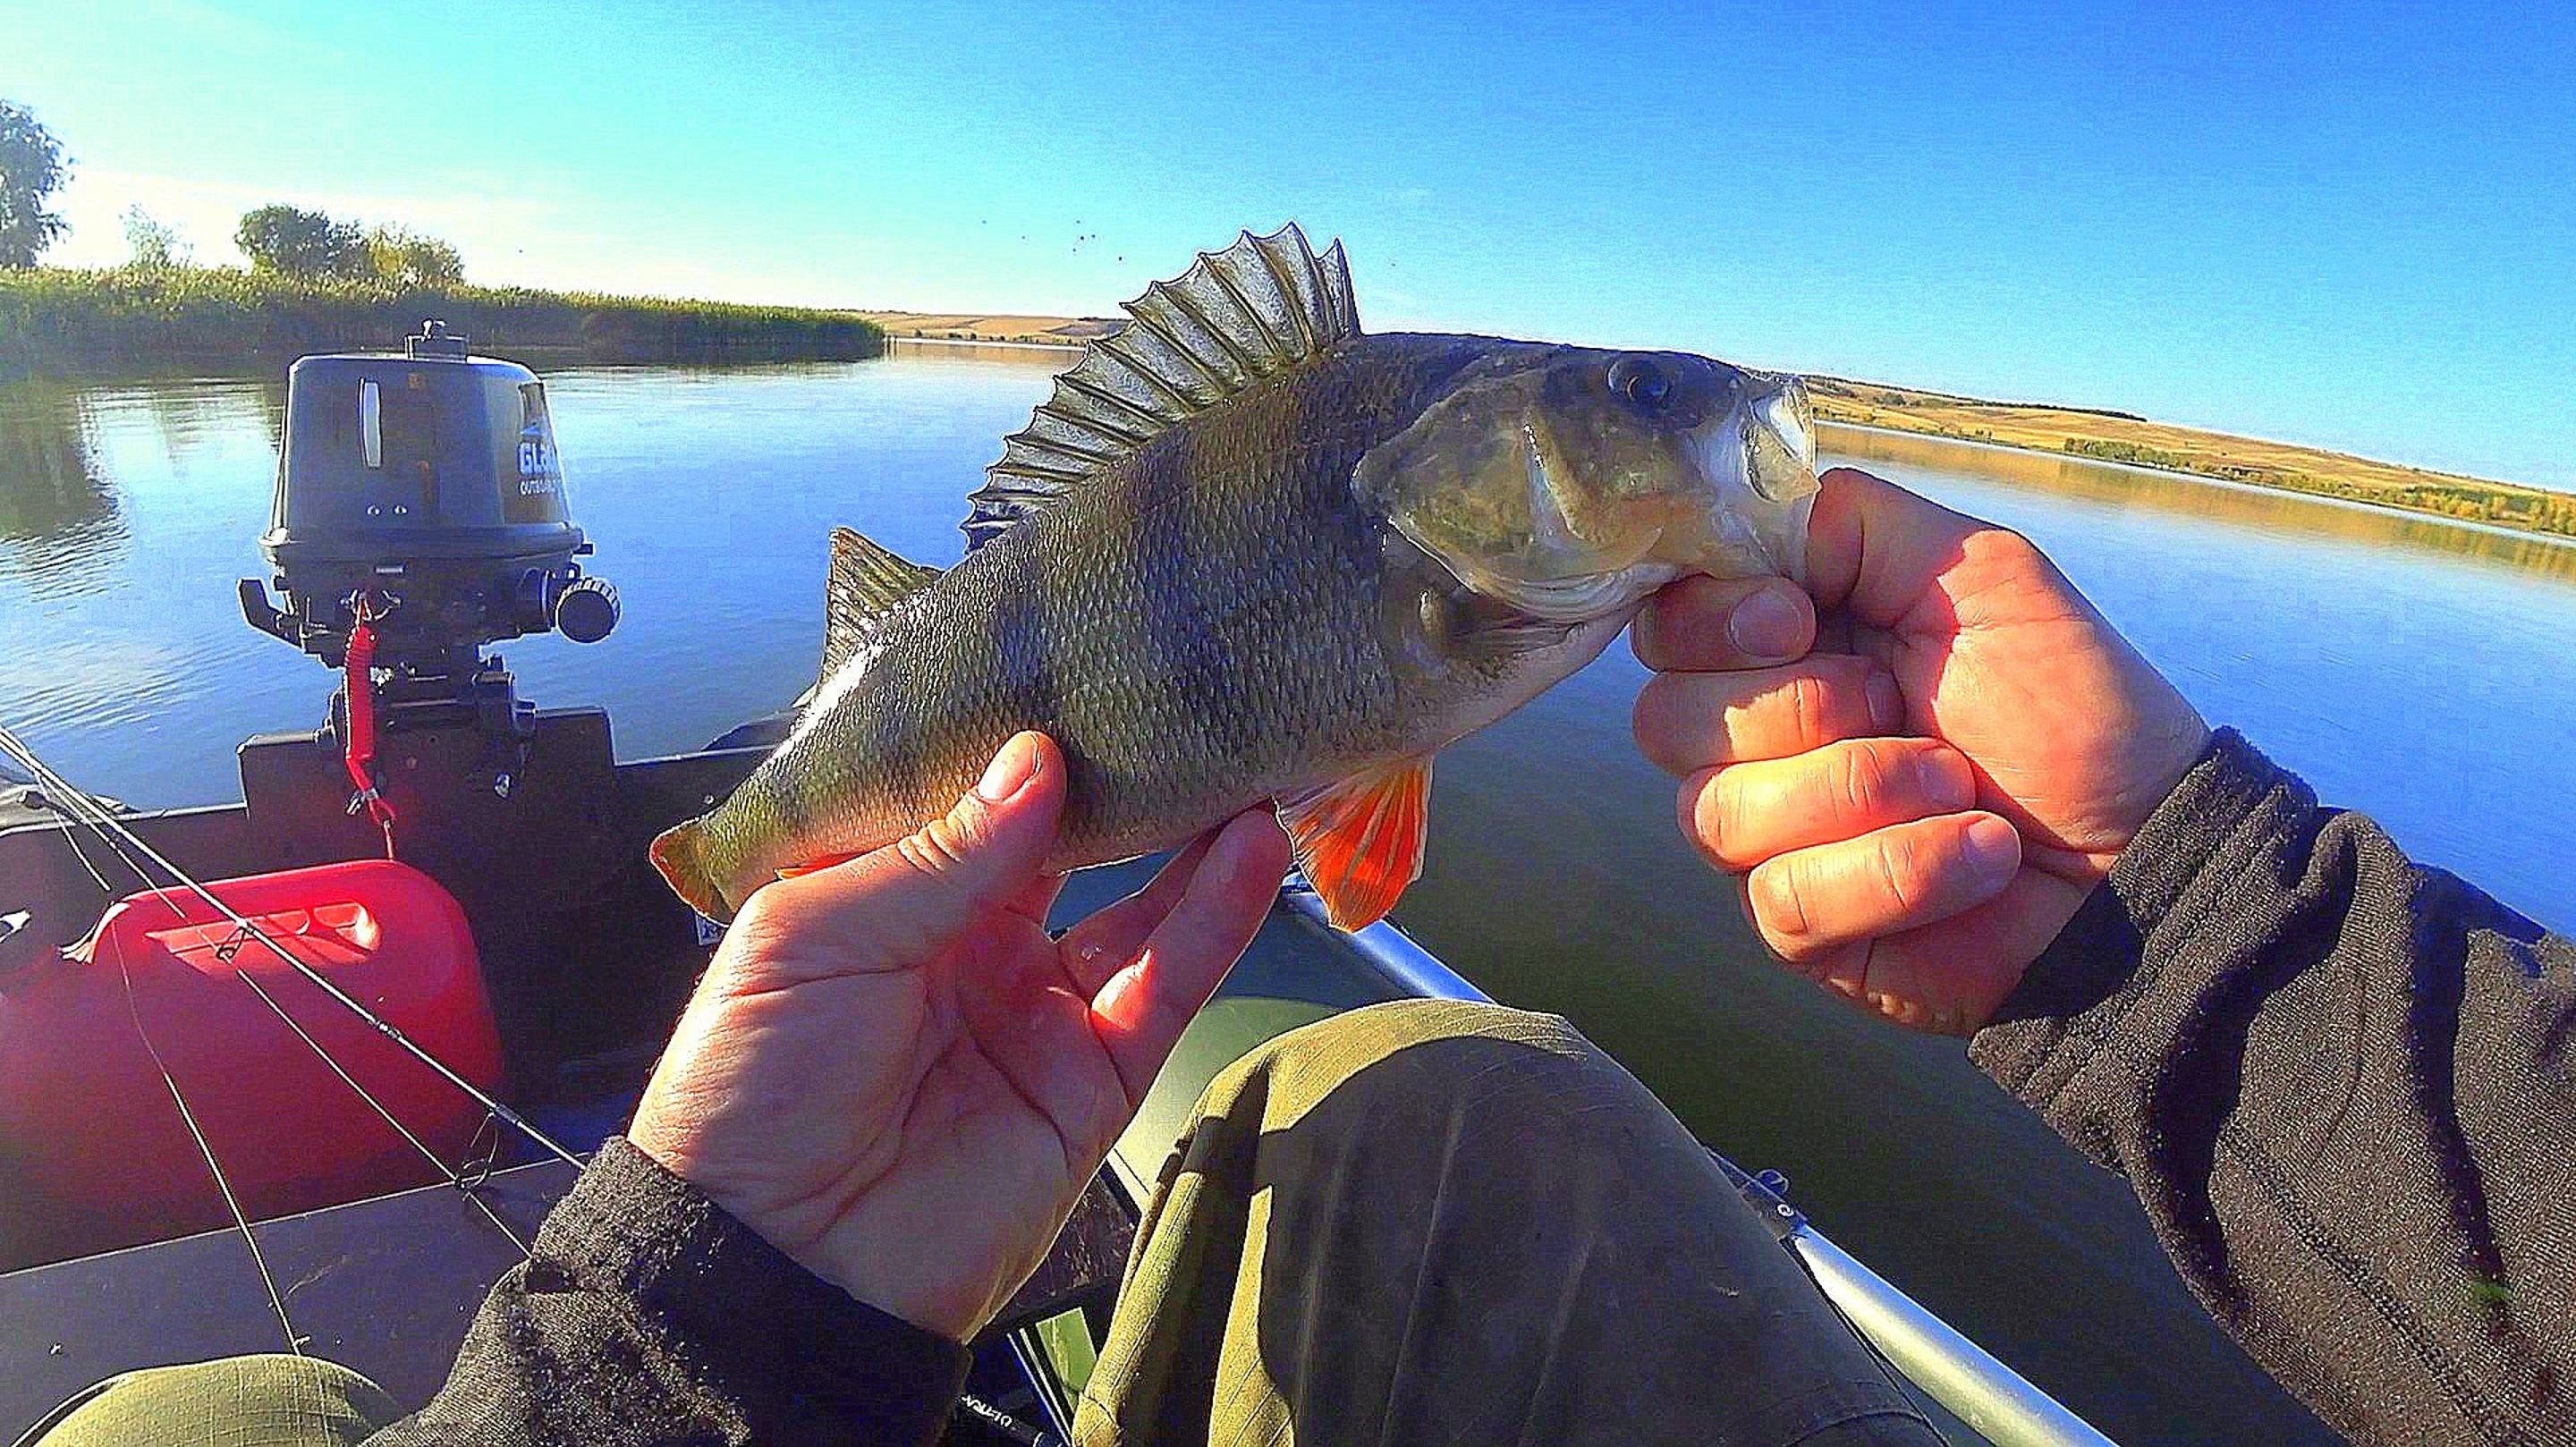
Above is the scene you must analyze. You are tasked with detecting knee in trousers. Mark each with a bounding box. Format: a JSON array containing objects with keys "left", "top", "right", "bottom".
[
  {"left": 24, "top": 1354, "right": 398, "bottom": 1447},
  {"left": 1192, "top": 996, "right": 1661, "bottom": 1142}
]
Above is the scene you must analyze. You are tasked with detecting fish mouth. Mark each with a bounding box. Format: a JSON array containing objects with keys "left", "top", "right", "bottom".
[
  {"left": 1745, "top": 375, "right": 1818, "bottom": 501},
  {"left": 1695, "top": 373, "right": 1818, "bottom": 506},
  {"left": 1676, "top": 373, "right": 1819, "bottom": 581},
  {"left": 1373, "top": 362, "right": 1823, "bottom": 617},
  {"left": 1490, "top": 564, "right": 1679, "bottom": 622}
]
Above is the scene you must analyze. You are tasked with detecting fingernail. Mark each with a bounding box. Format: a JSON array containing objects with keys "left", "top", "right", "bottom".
[
  {"left": 1211, "top": 812, "right": 1265, "bottom": 890},
  {"left": 1629, "top": 606, "right": 1659, "bottom": 661},
  {"left": 1962, "top": 816, "right": 2020, "bottom": 880},
  {"left": 1866, "top": 670, "right": 1904, "bottom": 733},
  {"left": 977, "top": 734, "right": 1039, "bottom": 801},
  {"left": 1917, "top": 751, "right": 1973, "bottom": 811},
  {"left": 1726, "top": 584, "right": 1804, "bottom": 660}
]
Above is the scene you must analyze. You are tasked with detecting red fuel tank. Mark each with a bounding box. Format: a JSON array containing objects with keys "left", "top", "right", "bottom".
[{"left": 0, "top": 860, "right": 502, "bottom": 1267}]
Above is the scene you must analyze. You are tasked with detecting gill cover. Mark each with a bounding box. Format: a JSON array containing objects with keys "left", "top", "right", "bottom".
[{"left": 1356, "top": 350, "right": 1819, "bottom": 617}]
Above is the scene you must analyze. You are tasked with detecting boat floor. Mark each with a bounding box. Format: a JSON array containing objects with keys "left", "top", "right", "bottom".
[{"left": 0, "top": 1160, "right": 576, "bottom": 1426}]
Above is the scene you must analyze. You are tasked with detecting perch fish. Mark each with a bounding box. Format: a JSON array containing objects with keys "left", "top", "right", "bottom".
[{"left": 653, "top": 224, "right": 1818, "bottom": 928}]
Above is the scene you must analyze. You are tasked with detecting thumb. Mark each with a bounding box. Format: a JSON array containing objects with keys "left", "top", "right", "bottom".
[
  {"left": 1803, "top": 467, "right": 1992, "bottom": 625},
  {"left": 767, "top": 732, "right": 1067, "bottom": 969}
]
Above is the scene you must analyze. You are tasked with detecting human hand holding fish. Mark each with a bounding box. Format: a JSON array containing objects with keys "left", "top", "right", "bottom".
[
  {"left": 1631, "top": 466, "right": 2213, "bottom": 1034},
  {"left": 630, "top": 732, "right": 1288, "bottom": 1341}
]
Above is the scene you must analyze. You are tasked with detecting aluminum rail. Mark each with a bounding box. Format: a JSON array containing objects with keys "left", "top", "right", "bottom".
[
  {"left": 1792, "top": 1225, "right": 2114, "bottom": 1447},
  {"left": 1280, "top": 886, "right": 2118, "bottom": 1447}
]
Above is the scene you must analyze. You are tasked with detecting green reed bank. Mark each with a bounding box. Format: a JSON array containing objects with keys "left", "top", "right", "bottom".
[{"left": 0, "top": 267, "right": 886, "bottom": 375}]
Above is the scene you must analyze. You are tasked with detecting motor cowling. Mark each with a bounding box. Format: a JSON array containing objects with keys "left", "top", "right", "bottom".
[{"left": 239, "top": 321, "right": 617, "bottom": 675}]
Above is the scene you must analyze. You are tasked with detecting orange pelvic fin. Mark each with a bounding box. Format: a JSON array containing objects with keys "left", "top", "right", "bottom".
[{"left": 1276, "top": 755, "right": 1435, "bottom": 932}]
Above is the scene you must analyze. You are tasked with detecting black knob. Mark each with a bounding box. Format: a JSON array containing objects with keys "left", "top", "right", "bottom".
[
  {"left": 555, "top": 576, "right": 620, "bottom": 643},
  {"left": 515, "top": 568, "right": 557, "bottom": 632}
]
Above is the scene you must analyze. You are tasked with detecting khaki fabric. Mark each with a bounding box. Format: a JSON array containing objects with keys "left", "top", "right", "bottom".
[
  {"left": 19, "top": 1355, "right": 395, "bottom": 1447},
  {"left": 1075, "top": 998, "right": 1935, "bottom": 1447}
]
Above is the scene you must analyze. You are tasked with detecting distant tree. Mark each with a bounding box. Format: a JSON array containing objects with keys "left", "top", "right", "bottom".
[
  {"left": 363, "top": 223, "right": 463, "bottom": 286},
  {"left": 234, "top": 203, "right": 369, "bottom": 277},
  {"left": 0, "top": 99, "right": 72, "bottom": 268},
  {"left": 120, "top": 204, "right": 189, "bottom": 270}
]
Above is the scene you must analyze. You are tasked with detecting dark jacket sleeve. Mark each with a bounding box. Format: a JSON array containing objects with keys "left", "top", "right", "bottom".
[
  {"left": 368, "top": 1138, "right": 970, "bottom": 1447},
  {"left": 1971, "top": 729, "right": 2576, "bottom": 1446}
]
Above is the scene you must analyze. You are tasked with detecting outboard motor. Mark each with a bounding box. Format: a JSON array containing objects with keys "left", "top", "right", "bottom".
[{"left": 240, "top": 321, "right": 618, "bottom": 799}]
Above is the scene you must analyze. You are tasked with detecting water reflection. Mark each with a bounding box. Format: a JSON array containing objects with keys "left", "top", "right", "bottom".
[
  {"left": 0, "top": 380, "right": 124, "bottom": 587},
  {"left": 123, "top": 377, "right": 287, "bottom": 475},
  {"left": 1824, "top": 423, "right": 2576, "bottom": 590},
  {"left": 886, "top": 336, "right": 1085, "bottom": 369}
]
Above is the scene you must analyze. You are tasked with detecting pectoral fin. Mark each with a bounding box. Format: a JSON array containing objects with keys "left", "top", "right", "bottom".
[{"left": 1276, "top": 756, "right": 1434, "bottom": 931}]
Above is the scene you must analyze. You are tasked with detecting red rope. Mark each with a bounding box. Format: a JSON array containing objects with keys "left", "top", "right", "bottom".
[{"left": 343, "top": 598, "right": 397, "bottom": 858}]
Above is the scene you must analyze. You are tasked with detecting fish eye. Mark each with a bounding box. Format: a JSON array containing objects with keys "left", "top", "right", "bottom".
[{"left": 1606, "top": 356, "right": 1672, "bottom": 411}]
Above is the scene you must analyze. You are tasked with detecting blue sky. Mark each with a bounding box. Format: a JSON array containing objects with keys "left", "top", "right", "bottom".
[{"left": 11, "top": 0, "right": 2572, "bottom": 487}]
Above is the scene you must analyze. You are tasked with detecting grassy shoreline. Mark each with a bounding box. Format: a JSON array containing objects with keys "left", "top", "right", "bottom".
[
  {"left": 871, "top": 317, "right": 2573, "bottom": 542},
  {"left": 0, "top": 267, "right": 886, "bottom": 375},
  {"left": 1802, "top": 377, "right": 2576, "bottom": 541},
  {"left": 855, "top": 310, "right": 1122, "bottom": 347}
]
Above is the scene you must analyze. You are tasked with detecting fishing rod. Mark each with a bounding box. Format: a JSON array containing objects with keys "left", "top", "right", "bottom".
[{"left": 0, "top": 724, "right": 584, "bottom": 1172}]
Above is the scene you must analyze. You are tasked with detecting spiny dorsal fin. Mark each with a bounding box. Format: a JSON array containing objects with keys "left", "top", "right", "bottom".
[
  {"left": 824, "top": 527, "right": 942, "bottom": 676},
  {"left": 962, "top": 224, "right": 1360, "bottom": 546}
]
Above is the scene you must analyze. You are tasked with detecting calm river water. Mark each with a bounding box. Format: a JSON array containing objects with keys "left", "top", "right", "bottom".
[{"left": 5, "top": 346, "right": 2572, "bottom": 1444}]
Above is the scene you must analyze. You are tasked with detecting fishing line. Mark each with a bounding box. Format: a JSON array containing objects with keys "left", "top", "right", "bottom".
[
  {"left": 64, "top": 799, "right": 309, "bottom": 1333},
  {"left": 216, "top": 940, "right": 534, "bottom": 1258},
  {"left": 0, "top": 725, "right": 584, "bottom": 1171},
  {"left": 106, "top": 926, "right": 303, "bottom": 1356},
  {"left": 48, "top": 807, "right": 119, "bottom": 898},
  {"left": 38, "top": 760, "right": 535, "bottom": 1260}
]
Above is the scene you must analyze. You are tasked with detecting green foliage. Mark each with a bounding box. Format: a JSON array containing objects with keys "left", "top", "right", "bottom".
[
  {"left": 235, "top": 204, "right": 369, "bottom": 278},
  {"left": 121, "top": 206, "right": 189, "bottom": 271},
  {"left": 0, "top": 266, "right": 886, "bottom": 374},
  {"left": 236, "top": 207, "right": 465, "bottom": 286},
  {"left": 363, "top": 224, "right": 463, "bottom": 286},
  {"left": 2051, "top": 435, "right": 2576, "bottom": 539},
  {"left": 2061, "top": 436, "right": 2193, "bottom": 471},
  {"left": 0, "top": 99, "right": 72, "bottom": 268}
]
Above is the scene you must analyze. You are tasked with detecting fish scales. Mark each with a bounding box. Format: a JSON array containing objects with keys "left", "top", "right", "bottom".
[
  {"left": 733, "top": 336, "right": 1501, "bottom": 879},
  {"left": 653, "top": 226, "right": 1818, "bottom": 927}
]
